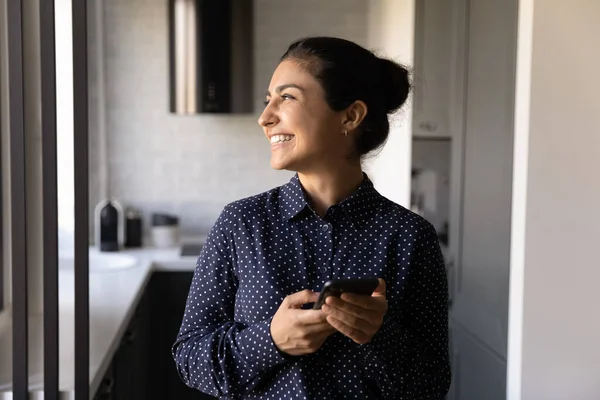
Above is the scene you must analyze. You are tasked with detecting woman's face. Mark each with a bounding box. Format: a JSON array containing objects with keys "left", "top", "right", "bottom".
[{"left": 258, "top": 59, "right": 349, "bottom": 172}]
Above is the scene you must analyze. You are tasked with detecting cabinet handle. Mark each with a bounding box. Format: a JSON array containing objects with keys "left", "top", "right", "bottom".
[
  {"left": 104, "top": 377, "right": 114, "bottom": 393},
  {"left": 124, "top": 329, "right": 137, "bottom": 344},
  {"left": 97, "top": 377, "right": 114, "bottom": 398},
  {"left": 419, "top": 121, "right": 438, "bottom": 132}
]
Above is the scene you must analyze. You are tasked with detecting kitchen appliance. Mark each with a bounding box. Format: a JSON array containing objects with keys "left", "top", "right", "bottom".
[
  {"left": 94, "top": 199, "right": 125, "bottom": 252},
  {"left": 151, "top": 213, "right": 180, "bottom": 248},
  {"left": 168, "top": 0, "right": 253, "bottom": 114},
  {"left": 125, "top": 208, "right": 143, "bottom": 248}
]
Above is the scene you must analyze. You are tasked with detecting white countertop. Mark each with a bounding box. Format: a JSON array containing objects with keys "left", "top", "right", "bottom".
[{"left": 0, "top": 240, "right": 203, "bottom": 399}]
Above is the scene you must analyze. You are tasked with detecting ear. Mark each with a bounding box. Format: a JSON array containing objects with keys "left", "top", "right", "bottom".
[{"left": 342, "top": 100, "right": 368, "bottom": 133}]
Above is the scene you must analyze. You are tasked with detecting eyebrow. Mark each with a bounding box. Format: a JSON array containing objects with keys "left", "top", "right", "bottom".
[{"left": 265, "top": 84, "right": 304, "bottom": 97}]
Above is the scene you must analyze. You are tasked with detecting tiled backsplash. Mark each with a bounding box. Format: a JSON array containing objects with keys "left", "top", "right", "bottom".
[{"left": 89, "top": 0, "right": 370, "bottom": 238}]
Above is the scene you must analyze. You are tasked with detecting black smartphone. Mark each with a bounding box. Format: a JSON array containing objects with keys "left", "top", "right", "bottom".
[{"left": 312, "top": 278, "right": 379, "bottom": 310}]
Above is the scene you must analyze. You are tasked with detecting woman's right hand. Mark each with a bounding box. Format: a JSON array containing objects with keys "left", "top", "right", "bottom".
[{"left": 270, "top": 289, "right": 336, "bottom": 356}]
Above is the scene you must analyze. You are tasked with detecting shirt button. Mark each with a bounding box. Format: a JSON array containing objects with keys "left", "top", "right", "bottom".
[
  {"left": 319, "top": 265, "right": 328, "bottom": 273},
  {"left": 321, "top": 224, "right": 330, "bottom": 232}
]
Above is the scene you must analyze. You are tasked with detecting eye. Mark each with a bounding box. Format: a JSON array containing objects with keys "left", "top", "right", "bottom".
[
  {"left": 263, "top": 99, "right": 270, "bottom": 107},
  {"left": 281, "top": 93, "right": 295, "bottom": 101}
]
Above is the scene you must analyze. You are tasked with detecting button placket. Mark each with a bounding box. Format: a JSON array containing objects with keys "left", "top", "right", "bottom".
[{"left": 316, "top": 221, "right": 333, "bottom": 276}]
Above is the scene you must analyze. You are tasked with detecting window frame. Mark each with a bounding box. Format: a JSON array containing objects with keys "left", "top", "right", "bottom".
[
  {"left": 0, "top": 96, "right": 4, "bottom": 315},
  {"left": 0, "top": 19, "right": 5, "bottom": 316},
  {"left": 0, "top": 43, "right": 7, "bottom": 325},
  {"left": 0, "top": 0, "right": 7, "bottom": 318}
]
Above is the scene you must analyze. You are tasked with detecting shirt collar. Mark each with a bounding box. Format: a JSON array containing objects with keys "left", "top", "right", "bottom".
[
  {"left": 279, "top": 174, "right": 308, "bottom": 220},
  {"left": 279, "top": 173, "right": 382, "bottom": 227}
]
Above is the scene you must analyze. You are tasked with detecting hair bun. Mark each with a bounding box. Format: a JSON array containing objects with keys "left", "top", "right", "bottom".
[{"left": 378, "top": 58, "right": 411, "bottom": 113}]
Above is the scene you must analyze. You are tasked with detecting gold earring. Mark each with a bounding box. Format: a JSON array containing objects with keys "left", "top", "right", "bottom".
[{"left": 344, "top": 130, "right": 348, "bottom": 137}]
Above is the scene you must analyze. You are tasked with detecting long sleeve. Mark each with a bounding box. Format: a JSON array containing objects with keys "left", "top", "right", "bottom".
[
  {"left": 361, "top": 221, "right": 452, "bottom": 399},
  {"left": 173, "top": 175, "right": 451, "bottom": 398},
  {"left": 172, "top": 206, "right": 289, "bottom": 398}
]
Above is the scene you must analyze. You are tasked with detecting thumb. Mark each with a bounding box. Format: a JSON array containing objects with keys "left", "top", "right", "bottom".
[
  {"left": 285, "top": 289, "right": 318, "bottom": 308},
  {"left": 372, "top": 278, "right": 387, "bottom": 298}
]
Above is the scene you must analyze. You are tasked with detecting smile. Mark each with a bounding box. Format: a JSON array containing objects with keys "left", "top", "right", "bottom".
[{"left": 270, "top": 134, "right": 294, "bottom": 144}]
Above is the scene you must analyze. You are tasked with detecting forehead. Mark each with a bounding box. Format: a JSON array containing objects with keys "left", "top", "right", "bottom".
[{"left": 269, "top": 59, "right": 318, "bottom": 90}]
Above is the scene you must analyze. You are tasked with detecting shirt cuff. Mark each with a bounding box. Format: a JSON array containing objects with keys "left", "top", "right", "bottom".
[{"left": 238, "top": 318, "right": 289, "bottom": 372}]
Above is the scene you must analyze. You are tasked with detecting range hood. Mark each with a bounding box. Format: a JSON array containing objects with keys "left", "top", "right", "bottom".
[{"left": 169, "top": 0, "right": 253, "bottom": 114}]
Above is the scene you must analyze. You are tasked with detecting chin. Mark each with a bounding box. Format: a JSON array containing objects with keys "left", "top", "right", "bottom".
[
  {"left": 270, "top": 152, "right": 312, "bottom": 172},
  {"left": 270, "top": 156, "right": 294, "bottom": 171}
]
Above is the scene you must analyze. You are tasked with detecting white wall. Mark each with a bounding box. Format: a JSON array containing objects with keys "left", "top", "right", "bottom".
[
  {"left": 365, "top": 0, "right": 414, "bottom": 207},
  {"left": 92, "top": 0, "right": 372, "bottom": 237},
  {"left": 509, "top": 1, "right": 600, "bottom": 399}
]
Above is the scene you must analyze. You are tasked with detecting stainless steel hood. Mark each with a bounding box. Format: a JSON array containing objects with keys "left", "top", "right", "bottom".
[{"left": 169, "top": 0, "right": 253, "bottom": 114}]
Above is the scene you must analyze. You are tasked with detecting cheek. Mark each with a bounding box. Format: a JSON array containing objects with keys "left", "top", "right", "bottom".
[
  {"left": 285, "top": 108, "right": 318, "bottom": 140},
  {"left": 312, "top": 115, "right": 343, "bottom": 146},
  {"left": 286, "top": 104, "right": 340, "bottom": 148}
]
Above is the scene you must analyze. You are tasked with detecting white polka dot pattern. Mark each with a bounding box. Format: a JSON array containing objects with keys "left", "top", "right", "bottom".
[{"left": 172, "top": 174, "right": 451, "bottom": 399}]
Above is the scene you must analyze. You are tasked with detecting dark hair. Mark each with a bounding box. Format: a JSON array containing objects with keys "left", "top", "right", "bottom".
[{"left": 281, "top": 36, "right": 411, "bottom": 157}]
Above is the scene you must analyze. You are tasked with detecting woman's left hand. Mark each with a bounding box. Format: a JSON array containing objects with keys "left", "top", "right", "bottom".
[{"left": 322, "top": 278, "right": 388, "bottom": 344}]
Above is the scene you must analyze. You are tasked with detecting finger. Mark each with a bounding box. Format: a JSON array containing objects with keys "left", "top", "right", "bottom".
[
  {"left": 338, "top": 292, "right": 387, "bottom": 312},
  {"left": 315, "top": 326, "right": 337, "bottom": 341},
  {"left": 321, "top": 301, "right": 372, "bottom": 330},
  {"left": 285, "top": 289, "right": 319, "bottom": 308},
  {"left": 326, "top": 316, "right": 371, "bottom": 345},
  {"left": 323, "top": 296, "right": 371, "bottom": 320},
  {"left": 293, "top": 309, "right": 329, "bottom": 325},
  {"left": 304, "top": 321, "right": 337, "bottom": 335},
  {"left": 373, "top": 278, "right": 386, "bottom": 297},
  {"left": 338, "top": 278, "right": 387, "bottom": 311}
]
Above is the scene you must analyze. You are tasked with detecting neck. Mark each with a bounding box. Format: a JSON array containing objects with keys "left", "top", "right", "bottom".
[{"left": 297, "top": 163, "right": 364, "bottom": 218}]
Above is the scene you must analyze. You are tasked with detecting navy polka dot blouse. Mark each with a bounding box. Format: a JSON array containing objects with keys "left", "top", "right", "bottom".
[{"left": 172, "top": 174, "right": 451, "bottom": 399}]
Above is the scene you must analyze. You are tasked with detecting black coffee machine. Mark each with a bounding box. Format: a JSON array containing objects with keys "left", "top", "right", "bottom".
[{"left": 94, "top": 199, "right": 124, "bottom": 252}]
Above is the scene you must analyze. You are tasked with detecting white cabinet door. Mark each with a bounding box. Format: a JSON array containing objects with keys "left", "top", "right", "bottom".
[
  {"left": 413, "top": 0, "right": 455, "bottom": 138},
  {"left": 446, "top": 0, "right": 518, "bottom": 398}
]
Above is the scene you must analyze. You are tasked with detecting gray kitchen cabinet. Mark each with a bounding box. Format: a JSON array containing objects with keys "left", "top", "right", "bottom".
[
  {"left": 94, "top": 280, "right": 151, "bottom": 400},
  {"left": 112, "top": 283, "right": 151, "bottom": 400},
  {"left": 444, "top": 0, "right": 518, "bottom": 398},
  {"left": 412, "top": 0, "right": 456, "bottom": 138},
  {"left": 93, "top": 271, "right": 214, "bottom": 400},
  {"left": 148, "top": 271, "right": 215, "bottom": 400},
  {"left": 447, "top": 322, "right": 507, "bottom": 400}
]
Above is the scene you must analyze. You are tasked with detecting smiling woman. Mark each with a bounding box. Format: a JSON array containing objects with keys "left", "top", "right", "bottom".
[{"left": 172, "top": 36, "right": 450, "bottom": 400}]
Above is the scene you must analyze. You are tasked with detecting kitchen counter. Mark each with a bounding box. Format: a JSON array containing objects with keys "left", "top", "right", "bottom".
[{"left": 0, "top": 239, "right": 204, "bottom": 399}]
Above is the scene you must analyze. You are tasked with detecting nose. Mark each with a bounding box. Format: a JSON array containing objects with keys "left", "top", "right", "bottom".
[{"left": 258, "top": 102, "right": 279, "bottom": 128}]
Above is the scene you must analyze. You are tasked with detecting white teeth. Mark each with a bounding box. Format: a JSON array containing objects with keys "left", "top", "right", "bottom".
[{"left": 270, "top": 135, "right": 294, "bottom": 144}]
